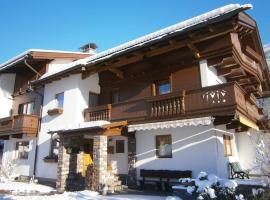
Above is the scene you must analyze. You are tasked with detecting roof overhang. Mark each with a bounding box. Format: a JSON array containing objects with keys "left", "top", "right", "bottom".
[
  {"left": 0, "top": 49, "right": 91, "bottom": 73},
  {"left": 32, "top": 4, "right": 253, "bottom": 85},
  {"left": 48, "top": 120, "right": 127, "bottom": 136}
]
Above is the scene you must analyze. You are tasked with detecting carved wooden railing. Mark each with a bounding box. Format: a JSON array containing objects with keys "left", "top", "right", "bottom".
[
  {"left": 147, "top": 91, "right": 185, "bottom": 119},
  {"left": 0, "top": 115, "right": 40, "bottom": 135},
  {"left": 84, "top": 82, "right": 262, "bottom": 123},
  {"left": 84, "top": 104, "right": 112, "bottom": 121}
]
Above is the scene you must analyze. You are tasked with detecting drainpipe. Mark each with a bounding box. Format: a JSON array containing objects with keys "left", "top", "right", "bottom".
[{"left": 24, "top": 60, "right": 41, "bottom": 78}]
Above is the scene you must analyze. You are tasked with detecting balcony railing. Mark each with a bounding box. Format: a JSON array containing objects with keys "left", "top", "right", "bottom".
[
  {"left": 84, "top": 104, "right": 111, "bottom": 122},
  {"left": 84, "top": 82, "right": 261, "bottom": 123},
  {"left": 0, "top": 115, "right": 40, "bottom": 136}
]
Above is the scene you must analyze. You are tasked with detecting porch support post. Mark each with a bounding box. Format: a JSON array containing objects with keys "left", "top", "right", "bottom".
[
  {"left": 56, "top": 135, "right": 69, "bottom": 192},
  {"left": 92, "top": 135, "right": 108, "bottom": 191}
]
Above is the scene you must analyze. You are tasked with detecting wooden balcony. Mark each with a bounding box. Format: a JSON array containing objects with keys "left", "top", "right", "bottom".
[
  {"left": 84, "top": 82, "right": 261, "bottom": 124},
  {"left": 0, "top": 115, "right": 40, "bottom": 137}
]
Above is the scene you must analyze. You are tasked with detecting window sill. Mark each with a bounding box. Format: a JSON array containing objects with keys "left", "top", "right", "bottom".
[
  {"left": 43, "top": 156, "right": 58, "bottom": 163},
  {"left": 47, "top": 108, "right": 63, "bottom": 116}
]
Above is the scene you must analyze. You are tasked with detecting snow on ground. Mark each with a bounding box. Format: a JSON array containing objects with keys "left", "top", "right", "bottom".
[
  {"left": 0, "top": 181, "right": 55, "bottom": 194},
  {"left": 0, "top": 190, "right": 167, "bottom": 200}
]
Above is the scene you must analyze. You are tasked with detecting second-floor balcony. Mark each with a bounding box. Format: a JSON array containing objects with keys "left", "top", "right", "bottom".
[
  {"left": 0, "top": 115, "right": 40, "bottom": 137},
  {"left": 84, "top": 82, "right": 262, "bottom": 124}
]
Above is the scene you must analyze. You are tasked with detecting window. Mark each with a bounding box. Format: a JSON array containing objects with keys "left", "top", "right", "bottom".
[
  {"left": 50, "top": 139, "right": 59, "bottom": 158},
  {"left": 223, "top": 135, "right": 232, "bottom": 156},
  {"left": 111, "top": 90, "right": 120, "bottom": 104},
  {"left": 156, "top": 135, "right": 172, "bottom": 158},
  {"left": 115, "top": 140, "right": 125, "bottom": 153},
  {"left": 154, "top": 79, "right": 171, "bottom": 95},
  {"left": 89, "top": 92, "right": 99, "bottom": 107},
  {"left": 55, "top": 93, "right": 64, "bottom": 109},
  {"left": 18, "top": 102, "right": 34, "bottom": 115},
  {"left": 15, "top": 141, "right": 29, "bottom": 159}
]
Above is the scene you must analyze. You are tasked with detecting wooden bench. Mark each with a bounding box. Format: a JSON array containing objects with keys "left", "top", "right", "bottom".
[
  {"left": 139, "top": 169, "right": 192, "bottom": 191},
  {"left": 229, "top": 162, "right": 250, "bottom": 179}
]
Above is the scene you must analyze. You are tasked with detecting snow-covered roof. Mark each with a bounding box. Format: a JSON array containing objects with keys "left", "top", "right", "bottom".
[
  {"left": 0, "top": 49, "right": 90, "bottom": 72},
  {"left": 36, "top": 3, "right": 252, "bottom": 83}
]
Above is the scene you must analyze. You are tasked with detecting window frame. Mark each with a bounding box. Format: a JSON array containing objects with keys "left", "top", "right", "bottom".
[
  {"left": 89, "top": 91, "right": 99, "bottom": 107},
  {"left": 18, "top": 101, "right": 35, "bottom": 115},
  {"left": 223, "top": 135, "right": 232, "bottom": 157},
  {"left": 55, "top": 92, "right": 64, "bottom": 109},
  {"left": 49, "top": 138, "right": 59, "bottom": 159},
  {"left": 115, "top": 140, "right": 125, "bottom": 153},
  {"left": 156, "top": 134, "right": 173, "bottom": 158},
  {"left": 15, "top": 141, "right": 29, "bottom": 160},
  {"left": 153, "top": 78, "right": 171, "bottom": 96}
]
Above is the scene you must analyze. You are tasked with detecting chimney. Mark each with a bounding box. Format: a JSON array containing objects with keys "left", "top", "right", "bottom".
[{"left": 79, "top": 43, "right": 98, "bottom": 54}]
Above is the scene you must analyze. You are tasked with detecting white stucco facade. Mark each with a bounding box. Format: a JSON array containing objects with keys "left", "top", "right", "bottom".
[
  {"left": 135, "top": 123, "right": 240, "bottom": 179},
  {"left": 2, "top": 136, "right": 36, "bottom": 177},
  {"left": 36, "top": 73, "right": 100, "bottom": 180},
  {"left": 108, "top": 136, "right": 128, "bottom": 175},
  {"left": 0, "top": 73, "right": 16, "bottom": 118},
  {"left": 199, "top": 59, "right": 227, "bottom": 87},
  {"left": 47, "top": 59, "right": 74, "bottom": 74}
]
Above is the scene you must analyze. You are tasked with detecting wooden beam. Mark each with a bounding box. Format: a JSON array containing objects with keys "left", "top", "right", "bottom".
[
  {"left": 108, "top": 67, "right": 124, "bottom": 79},
  {"left": 187, "top": 43, "right": 200, "bottom": 58},
  {"left": 215, "top": 57, "right": 237, "bottom": 69},
  {"left": 208, "top": 25, "right": 215, "bottom": 32},
  {"left": 226, "top": 120, "right": 240, "bottom": 129},
  {"left": 217, "top": 65, "right": 240, "bottom": 76},
  {"left": 245, "top": 46, "right": 262, "bottom": 63},
  {"left": 0, "top": 135, "right": 10, "bottom": 140},
  {"left": 102, "top": 121, "right": 128, "bottom": 129},
  {"left": 103, "top": 128, "right": 122, "bottom": 136}
]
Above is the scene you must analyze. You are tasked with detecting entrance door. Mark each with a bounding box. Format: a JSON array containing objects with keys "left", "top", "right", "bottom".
[{"left": 82, "top": 139, "right": 93, "bottom": 177}]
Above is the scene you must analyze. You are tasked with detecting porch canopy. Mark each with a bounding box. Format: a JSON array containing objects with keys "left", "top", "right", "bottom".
[
  {"left": 128, "top": 117, "right": 213, "bottom": 132},
  {"left": 47, "top": 120, "right": 127, "bottom": 136}
]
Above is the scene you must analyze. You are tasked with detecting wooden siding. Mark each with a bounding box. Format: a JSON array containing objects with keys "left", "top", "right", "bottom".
[
  {"left": 0, "top": 115, "right": 40, "bottom": 136},
  {"left": 85, "top": 82, "right": 261, "bottom": 124}
]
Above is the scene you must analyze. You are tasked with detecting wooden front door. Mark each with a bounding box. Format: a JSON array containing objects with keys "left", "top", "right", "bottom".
[{"left": 82, "top": 139, "right": 93, "bottom": 177}]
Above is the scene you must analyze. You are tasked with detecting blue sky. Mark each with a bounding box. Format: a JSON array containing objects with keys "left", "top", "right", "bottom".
[{"left": 0, "top": 0, "right": 269, "bottom": 63}]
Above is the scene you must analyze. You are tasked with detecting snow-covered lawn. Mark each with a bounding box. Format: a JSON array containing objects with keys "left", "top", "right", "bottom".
[
  {"left": 0, "top": 190, "right": 167, "bottom": 200},
  {"left": 0, "top": 181, "right": 55, "bottom": 195},
  {"left": 0, "top": 181, "right": 167, "bottom": 200}
]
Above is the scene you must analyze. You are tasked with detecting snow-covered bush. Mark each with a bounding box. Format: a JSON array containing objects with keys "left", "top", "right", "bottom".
[
  {"left": 179, "top": 172, "right": 243, "bottom": 199},
  {"left": 0, "top": 159, "right": 19, "bottom": 182}
]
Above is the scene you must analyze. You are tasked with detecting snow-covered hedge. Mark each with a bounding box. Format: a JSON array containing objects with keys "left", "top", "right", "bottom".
[{"left": 174, "top": 172, "right": 269, "bottom": 200}]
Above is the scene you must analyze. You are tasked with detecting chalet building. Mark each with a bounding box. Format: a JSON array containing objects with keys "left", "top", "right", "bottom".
[
  {"left": 0, "top": 50, "right": 90, "bottom": 178},
  {"left": 1, "top": 3, "right": 270, "bottom": 193}
]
